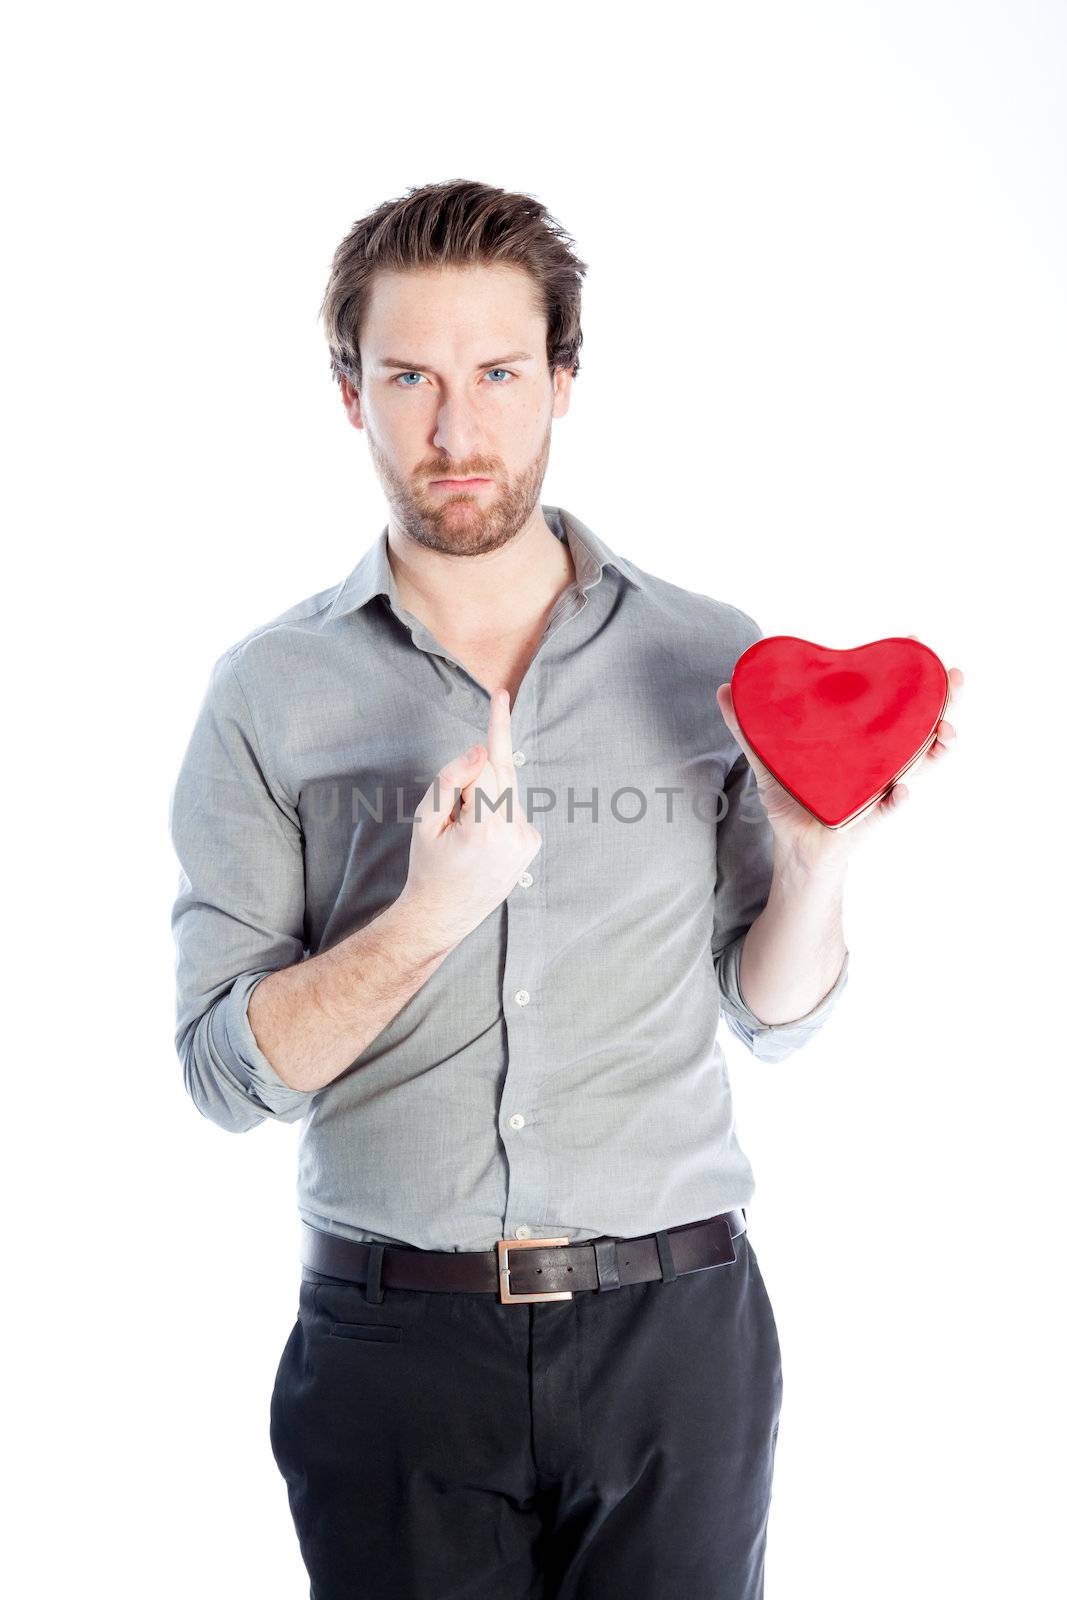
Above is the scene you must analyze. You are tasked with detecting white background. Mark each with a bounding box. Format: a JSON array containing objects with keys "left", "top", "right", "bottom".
[{"left": 5, "top": 2, "right": 1064, "bottom": 1595}]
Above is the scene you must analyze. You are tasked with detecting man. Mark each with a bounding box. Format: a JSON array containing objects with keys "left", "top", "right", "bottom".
[{"left": 169, "top": 179, "right": 961, "bottom": 1599}]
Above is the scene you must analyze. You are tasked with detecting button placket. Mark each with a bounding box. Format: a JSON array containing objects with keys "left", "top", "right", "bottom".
[{"left": 500, "top": 656, "right": 550, "bottom": 1245}]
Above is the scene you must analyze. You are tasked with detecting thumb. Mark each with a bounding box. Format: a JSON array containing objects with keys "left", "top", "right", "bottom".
[{"left": 717, "top": 683, "right": 766, "bottom": 778}]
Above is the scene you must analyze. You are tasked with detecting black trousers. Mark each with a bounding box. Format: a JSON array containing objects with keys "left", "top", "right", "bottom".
[{"left": 269, "top": 1226, "right": 784, "bottom": 1599}]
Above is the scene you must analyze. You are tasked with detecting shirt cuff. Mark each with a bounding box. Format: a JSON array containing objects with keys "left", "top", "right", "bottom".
[
  {"left": 718, "top": 940, "right": 850, "bottom": 1063},
  {"left": 220, "top": 969, "right": 318, "bottom": 1118}
]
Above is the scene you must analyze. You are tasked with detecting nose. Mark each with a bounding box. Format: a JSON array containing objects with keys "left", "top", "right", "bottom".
[{"left": 431, "top": 393, "right": 486, "bottom": 463}]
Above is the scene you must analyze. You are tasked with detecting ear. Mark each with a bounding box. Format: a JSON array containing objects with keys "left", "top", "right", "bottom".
[
  {"left": 340, "top": 375, "right": 364, "bottom": 431},
  {"left": 551, "top": 365, "right": 574, "bottom": 419}
]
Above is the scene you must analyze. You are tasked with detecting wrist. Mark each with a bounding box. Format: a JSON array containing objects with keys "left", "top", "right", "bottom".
[
  {"left": 771, "top": 833, "right": 851, "bottom": 892},
  {"left": 385, "top": 889, "right": 461, "bottom": 966}
]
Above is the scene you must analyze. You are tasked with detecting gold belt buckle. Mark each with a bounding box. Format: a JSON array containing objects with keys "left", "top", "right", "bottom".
[{"left": 497, "top": 1236, "right": 574, "bottom": 1304}]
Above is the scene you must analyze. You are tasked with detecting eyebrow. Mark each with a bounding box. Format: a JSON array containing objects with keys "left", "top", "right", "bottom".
[{"left": 377, "top": 351, "right": 535, "bottom": 372}]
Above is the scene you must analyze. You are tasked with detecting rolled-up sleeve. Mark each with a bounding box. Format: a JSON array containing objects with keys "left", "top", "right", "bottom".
[
  {"left": 711, "top": 745, "right": 850, "bottom": 1065},
  {"left": 168, "top": 649, "right": 318, "bottom": 1131}
]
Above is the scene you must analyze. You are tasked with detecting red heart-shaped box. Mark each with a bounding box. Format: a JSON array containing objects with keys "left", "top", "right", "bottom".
[{"left": 730, "top": 636, "right": 950, "bottom": 829}]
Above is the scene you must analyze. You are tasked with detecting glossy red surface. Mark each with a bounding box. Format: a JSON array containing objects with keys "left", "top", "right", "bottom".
[{"left": 730, "top": 636, "right": 950, "bottom": 829}]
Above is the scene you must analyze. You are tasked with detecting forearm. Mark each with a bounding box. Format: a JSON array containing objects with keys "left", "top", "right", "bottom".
[
  {"left": 738, "top": 844, "right": 849, "bottom": 1025},
  {"left": 247, "top": 893, "right": 457, "bottom": 1094}
]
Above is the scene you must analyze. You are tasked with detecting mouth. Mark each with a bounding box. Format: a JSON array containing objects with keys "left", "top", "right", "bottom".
[{"left": 430, "top": 477, "right": 493, "bottom": 489}]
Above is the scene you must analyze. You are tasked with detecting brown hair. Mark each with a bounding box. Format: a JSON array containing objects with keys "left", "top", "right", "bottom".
[{"left": 319, "top": 178, "right": 589, "bottom": 392}]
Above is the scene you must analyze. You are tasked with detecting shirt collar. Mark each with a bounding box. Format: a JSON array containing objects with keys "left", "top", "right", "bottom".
[{"left": 325, "top": 505, "right": 644, "bottom": 622}]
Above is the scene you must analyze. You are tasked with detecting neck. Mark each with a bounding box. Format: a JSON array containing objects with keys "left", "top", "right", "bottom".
[{"left": 386, "top": 509, "right": 575, "bottom": 636}]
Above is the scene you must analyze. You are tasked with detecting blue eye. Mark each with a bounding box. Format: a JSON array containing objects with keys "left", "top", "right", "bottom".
[{"left": 393, "top": 369, "right": 515, "bottom": 387}]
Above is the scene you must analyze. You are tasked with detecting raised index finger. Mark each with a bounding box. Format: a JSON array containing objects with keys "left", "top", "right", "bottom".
[
  {"left": 486, "top": 687, "right": 516, "bottom": 775},
  {"left": 483, "top": 688, "right": 521, "bottom": 823}
]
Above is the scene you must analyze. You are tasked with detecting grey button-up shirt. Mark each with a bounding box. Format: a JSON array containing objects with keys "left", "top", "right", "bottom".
[{"left": 168, "top": 505, "right": 849, "bottom": 1251}]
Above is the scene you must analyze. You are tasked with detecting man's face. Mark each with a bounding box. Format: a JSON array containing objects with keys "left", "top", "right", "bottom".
[{"left": 341, "top": 263, "right": 573, "bottom": 557}]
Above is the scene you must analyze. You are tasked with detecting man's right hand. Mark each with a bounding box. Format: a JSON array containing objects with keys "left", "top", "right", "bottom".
[{"left": 396, "top": 687, "right": 543, "bottom": 952}]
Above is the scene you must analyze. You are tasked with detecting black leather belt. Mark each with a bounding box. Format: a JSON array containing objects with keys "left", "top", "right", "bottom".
[{"left": 301, "top": 1209, "right": 747, "bottom": 1305}]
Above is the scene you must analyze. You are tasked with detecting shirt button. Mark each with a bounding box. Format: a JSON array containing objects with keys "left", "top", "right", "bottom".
[
  {"left": 513, "top": 751, "right": 526, "bottom": 766},
  {"left": 508, "top": 1113, "right": 526, "bottom": 1129},
  {"left": 514, "top": 989, "right": 530, "bottom": 1006},
  {"left": 515, "top": 1225, "right": 532, "bottom": 1239},
  {"left": 518, "top": 871, "right": 533, "bottom": 888}
]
